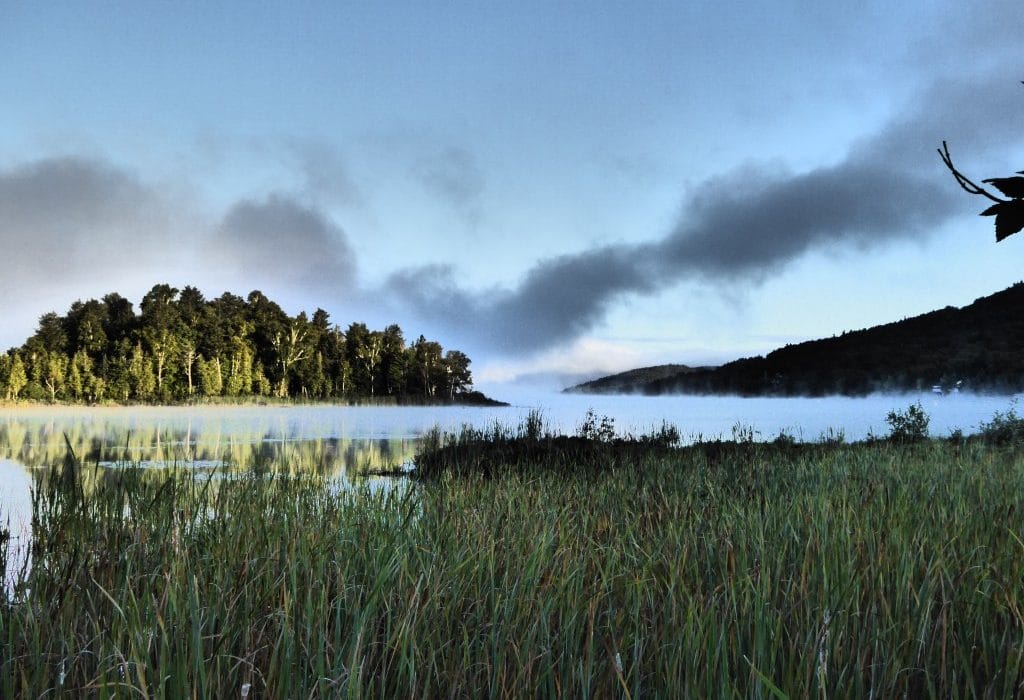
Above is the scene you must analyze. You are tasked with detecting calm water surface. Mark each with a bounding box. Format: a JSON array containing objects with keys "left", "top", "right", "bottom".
[{"left": 2, "top": 390, "right": 1020, "bottom": 593}]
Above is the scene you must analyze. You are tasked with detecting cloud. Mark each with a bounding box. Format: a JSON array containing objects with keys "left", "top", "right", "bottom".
[
  {"left": 0, "top": 155, "right": 364, "bottom": 349},
  {"left": 0, "top": 156, "right": 360, "bottom": 296},
  {"left": 389, "top": 245, "right": 657, "bottom": 352},
  {"left": 654, "top": 162, "right": 955, "bottom": 281},
  {"left": 275, "top": 138, "right": 363, "bottom": 208},
  {"left": 0, "top": 155, "right": 202, "bottom": 348},
  {"left": 210, "top": 194, "right": 358, "bottom": 292},
  {"left": 389, "top": 68, "right": 1023, "bottom": 356},
  {"left": 412, "top": 146, "right": 485, "bottom": 212},
  {"left": 0, "top": 156, "right": 177, "bottom": 276}
]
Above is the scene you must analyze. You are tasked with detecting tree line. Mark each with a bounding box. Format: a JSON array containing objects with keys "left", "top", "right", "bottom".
[
  {"left": 0, "top": 284, "right": 474, "bottom": 404},
  {"left": 642, "top": 282, "right": 1024, "bottom": 397}
]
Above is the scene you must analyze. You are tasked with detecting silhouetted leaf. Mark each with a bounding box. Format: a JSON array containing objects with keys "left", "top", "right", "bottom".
[
  {"left": 979, "top": 201, "right": 1024, "bottom": 241},
  {"left": 992, "top": 201, "right": 1024, "bottom": 241},
  {"left": 996, "top": 212, "right": 1024, "bottom": 241},
  {"left": 982, "top": 176, "right": 1024, "bottom": 198}
]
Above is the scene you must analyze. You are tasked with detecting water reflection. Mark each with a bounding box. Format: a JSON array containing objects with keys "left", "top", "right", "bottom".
[
  {"left": 0, "top": 410, "right": 426, "bottom": 598},
  {"left": 0, "top": 414, "right": 418, "bottom": 477},
  {"left": 1, "top": 459, "right": 32, "bottom": 598}
]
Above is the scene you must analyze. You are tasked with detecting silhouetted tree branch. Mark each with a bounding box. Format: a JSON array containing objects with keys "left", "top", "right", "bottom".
[{"left": 940, "top": 140, "right": 1024, "bottom": 242}]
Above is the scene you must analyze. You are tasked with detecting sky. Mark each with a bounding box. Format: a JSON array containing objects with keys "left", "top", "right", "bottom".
[{"left": 1, "top": 1, "right": 1023, "bottom": 391}]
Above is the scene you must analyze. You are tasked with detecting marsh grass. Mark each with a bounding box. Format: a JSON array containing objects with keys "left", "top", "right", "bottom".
[{"left": 3, "top": 418, "right": 1024, "bottom": 696}]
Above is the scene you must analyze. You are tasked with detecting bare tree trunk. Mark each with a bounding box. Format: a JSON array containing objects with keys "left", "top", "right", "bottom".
[{"left": 184, "top": 348, "right": 195, "bottom": 395}]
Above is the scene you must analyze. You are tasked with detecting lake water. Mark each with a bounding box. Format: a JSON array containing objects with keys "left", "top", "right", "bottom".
[{"left": 2, "top": 390, "right": 1021, "bottom": 594}]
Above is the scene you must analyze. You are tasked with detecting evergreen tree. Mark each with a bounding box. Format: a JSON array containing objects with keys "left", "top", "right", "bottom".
[
  {"left": 3, "top": 284, "right": 476, "bottom": 403},
  {"left": 381, "top": 324, "right": 407, "bottom": 396}
]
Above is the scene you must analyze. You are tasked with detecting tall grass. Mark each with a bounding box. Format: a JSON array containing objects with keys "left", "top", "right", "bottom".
[{"left": 3, "top": 427, "right": 1024, "bottom": 696}]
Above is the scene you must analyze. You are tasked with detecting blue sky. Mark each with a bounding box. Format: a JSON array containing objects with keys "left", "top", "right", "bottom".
[{"left": 1, "top": 1, "right": 1022, "bottom": 389}]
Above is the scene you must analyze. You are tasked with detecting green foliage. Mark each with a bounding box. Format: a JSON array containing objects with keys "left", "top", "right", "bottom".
[
  {"left": 885, "top": 402, "right": 930, "bottom": 443},
  {"left": 196, "top": 356, "right": 224, "bottom": 397},
  {"left": 5, "top": 439, "right": 1024, "bottom": 696},
  {"left": 416, "top": 413, "right": 687, "bottom": 479},
  {"left": 4, "top": 353, "right": 27, "bottom": 401},
  {"left": 977, "top": 403, "right": 1024, "bottom": 445},
  {"left": 772, "top": 428, "right": 799, "bottom": 447},
  {"left": 0, "top": 284, "right": 475, "bottom": 404}
]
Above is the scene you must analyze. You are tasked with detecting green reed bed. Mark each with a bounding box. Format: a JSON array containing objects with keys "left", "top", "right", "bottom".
[{"left": 3, "top": 430, "right": 1024, "bottom": 697}]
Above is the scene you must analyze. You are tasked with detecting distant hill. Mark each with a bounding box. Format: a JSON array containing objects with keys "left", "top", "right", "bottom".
[
  {"left": 566, "top": 364, "right": 705, "bottom": 394},
  {"left": 567, "top": 282, "right": 1024, "bottom": 397}
]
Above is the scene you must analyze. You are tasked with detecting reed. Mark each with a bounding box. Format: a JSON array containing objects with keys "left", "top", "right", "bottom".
[{"left": 3, "top": 421, "right": 1024, "bottom": 696}]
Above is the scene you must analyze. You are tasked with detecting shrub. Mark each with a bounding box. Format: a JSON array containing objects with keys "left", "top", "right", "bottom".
[
  {"left": 885, "top": 403, "right": 929, "bottom": 443},
  {"left": 578, "top": 410, "right": 616, "bottom": 442},
  {"left": 772, "top": 429, "right": 798, "bottom": 447},
  {"left": 977, "top": 403, "right": 1024, "bottom": 445}
]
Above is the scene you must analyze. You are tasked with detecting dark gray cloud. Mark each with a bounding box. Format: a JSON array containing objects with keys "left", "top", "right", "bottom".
[
  {"left": 211, "top": 194, "right": 358, "bottom": 291},
  {"left": 0, "top": 155, "right": 197, "bottom": 347},
  {"left": 0, "top": 156, "right": 362, "bottom": 349},
  {"left": 0, "top": 156, "right": 359, "bottom": 295},
  {"left": 390, "top": 67, "right": 1022, "bottom": 356},
  {"left": 389, "top": 245, "right": 656, "bottom": 351},
  {"left": 0, "top": 156, "right": 175, "bottom": 276},
  {"left": 655, "top": 162, "right": 955, "bottom": 281}
]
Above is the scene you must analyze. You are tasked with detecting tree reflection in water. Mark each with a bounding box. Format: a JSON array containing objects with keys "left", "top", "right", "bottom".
[{"left": 0, "top": 414, "right": 417, "bottom": 479}]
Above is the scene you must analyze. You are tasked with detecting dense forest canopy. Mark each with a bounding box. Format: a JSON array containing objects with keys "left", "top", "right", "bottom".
[{"left": 0, "top": 284, "right": 474, "bottom": 404}]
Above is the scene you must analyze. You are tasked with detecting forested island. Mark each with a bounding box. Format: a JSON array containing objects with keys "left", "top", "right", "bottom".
[
  {"left": 0, "top": 284, "right": 495, "bottom": 405},
  {"left": 569, "top": 282, "right": 1024, "bottom": 396}
]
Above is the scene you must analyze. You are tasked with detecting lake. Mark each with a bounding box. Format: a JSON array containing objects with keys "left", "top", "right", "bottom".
[{"left": 2, "top": 389, "right": 1020, "bottom": 594}]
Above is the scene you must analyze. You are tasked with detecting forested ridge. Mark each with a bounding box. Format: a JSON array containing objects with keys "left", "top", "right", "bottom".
[
  {"left": 0, "top": 284, "right": 479, "bottom": 404},
  {"left": 571, "top": 282, "right": 1024, "bottom": 396}
]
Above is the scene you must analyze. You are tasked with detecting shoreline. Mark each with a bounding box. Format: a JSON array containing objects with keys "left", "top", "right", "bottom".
[{"left": 0, "top": 391, "right": 509, "bottom": 411}]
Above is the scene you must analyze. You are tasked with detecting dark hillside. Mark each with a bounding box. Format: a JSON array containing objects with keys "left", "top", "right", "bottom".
[
  {"left": 566, "top": 364, "right": 704, "bottom": 394},
  {"left": 574, "top": 282, "right": 1024, "bottom": 396}
]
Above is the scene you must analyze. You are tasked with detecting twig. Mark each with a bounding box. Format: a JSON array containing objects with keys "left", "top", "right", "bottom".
[{"left": 937, "top": 141, "right": 1007, "bottom": 204}]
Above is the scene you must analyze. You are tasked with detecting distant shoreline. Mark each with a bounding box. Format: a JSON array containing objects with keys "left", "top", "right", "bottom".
[{"left": 0, "top": 391, "right": 509, "bottom": 410}]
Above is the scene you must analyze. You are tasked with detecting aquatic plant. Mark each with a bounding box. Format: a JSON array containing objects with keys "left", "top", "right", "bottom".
[{"left": 4, "top": 419, "right": 1024, "bottom": 696}]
